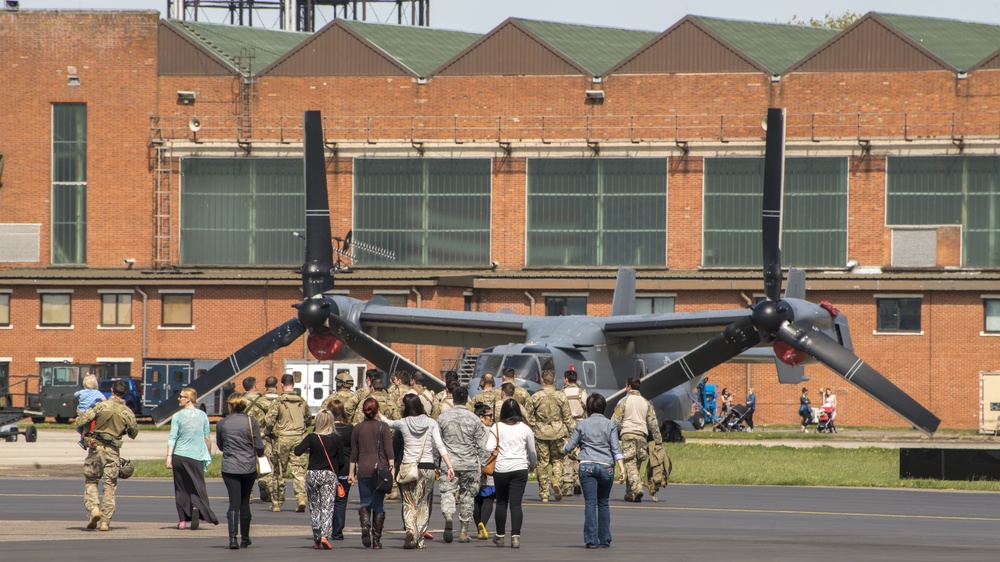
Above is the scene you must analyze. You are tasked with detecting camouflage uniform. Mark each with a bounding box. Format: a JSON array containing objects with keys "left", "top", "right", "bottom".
[
  {"left": 245, "top": 389, "right": 275, "bottom": 502},
  {"left": 504, "top": 381, "right": 531, "bottom": 408},
  {"left": 612, "top": 390, "right": 662, "bottom": 502},
  {"left": 366, "top": 389, "right": 400, "bottom": 422},
  {"left": 560, "top": 384, "right": 588, "bottom": 495},
  {"left": 645, "top": 441, "right": 672, "bottom": 501},
  {"left": 344, "top": 385, "right": 371, "bottom": 424},
  {"left": 469, "top": 387, "right": 498, "bottom": 413},
  {"left": 437, "top": 405, "right": 488, "bottom": 539},
  {"left": 76, "top": 395, "right": 138, "bottom": 529},
  {"left": 264, "top": 390, "right": 310, "bottom": 510},
  {"left": 389, "top": 383, "right": 411, "bottom": 410},
  {"left": 321, "top": 387, "right": 354, "bottom": 413},
  {"left": 526, "top": 385, "right": 574, "bottom": 501},
  {"left": 404, "top": 387, "right": 440, "bottom": 419}
]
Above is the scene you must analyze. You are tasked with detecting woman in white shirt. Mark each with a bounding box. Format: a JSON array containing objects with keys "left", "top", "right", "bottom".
[
  {"left": 382, "top": 394, "right": 454, "bottom": 549},
  {"left": 485, "top": 398, "right": 537, "bottom": 549}
]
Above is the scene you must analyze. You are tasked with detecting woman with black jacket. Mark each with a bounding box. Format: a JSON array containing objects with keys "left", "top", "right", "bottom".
[
  {"left": 215, "top": 392, "right": 265, "bottom": 549},
  {"left": 294, "top": 409, "right": 346, "bottom": 549},
  {"left": 327, "top": 400, "right": 354, "bottom": 541}
]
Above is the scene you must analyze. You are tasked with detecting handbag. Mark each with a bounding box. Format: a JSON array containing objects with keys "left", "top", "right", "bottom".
[
  {"left": 369, "top": 422, "right": 394, "bottom": 494},
  {"left": 396, "top": 432, "right": 429, "bottom": 485},
  {"left": 249, "top": 417, "right": 272, "bottom": 476},
  {"left": 482, "top": 425, "right": 500, "bottom": 476},
  {"left": 315, "top": 432, "right": 345, "bottom": 498}
]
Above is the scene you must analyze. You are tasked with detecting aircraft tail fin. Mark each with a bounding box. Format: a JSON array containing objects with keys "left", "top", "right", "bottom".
[{"left": 610, "top": 267, "right": 636, "bottom": 316}]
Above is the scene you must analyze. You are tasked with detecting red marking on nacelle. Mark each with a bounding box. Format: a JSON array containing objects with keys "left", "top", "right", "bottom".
[
  {"left": 308, "top": 333, "right": 344, "bottom": 361},
  {"left": 819, "top": 300, "right": 840, "bottom": 317},
  {"left": 774, "top": 339, "right": 808, "bottom": 366}
]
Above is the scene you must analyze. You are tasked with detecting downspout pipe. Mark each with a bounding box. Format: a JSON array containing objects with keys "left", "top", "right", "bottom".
[
  {"left": 524, "top": 291, "right": 535, "bottom": 316},
  {"left": 135, "top": 286, "right": 148, "bottom": 360}
]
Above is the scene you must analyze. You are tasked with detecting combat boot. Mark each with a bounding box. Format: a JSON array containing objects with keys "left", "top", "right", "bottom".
[
  {"left": 493, "top": 534, "right": 504, "bottom": 547},
  {"left": 554, "top": 485, "right": 563, "bottom": 501},
  {"left": 359, "top": 506, "right": 372, "bottom": 548},
  {"left": 258, "top": 481, "right": 271, "bottom": 503},
  {"left": 87, "top": 507, "right": 102, "bottom": 530},
  {"left": 227, "top": 511, "right": 239, "bottom": 549},
  {"left": 511, "top": 535, "right": 520, "bottom": 549},
  {"left": 458, "top": 522, "right": 471, "bottom": 543},
  {"left": 239, "top": 514, "right": 252, "bottom": 547},
  {"left": 444, "top": 515, "right": 454, "bottom": 543},
  {"left": 371, "top": 511, "right": 385, "bottom": 549}
]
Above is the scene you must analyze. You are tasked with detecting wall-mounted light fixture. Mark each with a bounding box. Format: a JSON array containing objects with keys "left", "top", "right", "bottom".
[
  {"left": 123, "top": 258, "right": 135, "bottom": 269},
  {"left": 585, "top": 90, "right": 605, "bottom": 101},
  {"left": 177, "top": 91, "right": 196, "bottom": 105}
]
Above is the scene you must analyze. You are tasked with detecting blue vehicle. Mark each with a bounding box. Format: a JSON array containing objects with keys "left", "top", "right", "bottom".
[
  {"left": 689, "top": 380, "right": 719, "bottom": 430},
  {"left": 98, "top": 378, "right": 144, "bottom": 417}
]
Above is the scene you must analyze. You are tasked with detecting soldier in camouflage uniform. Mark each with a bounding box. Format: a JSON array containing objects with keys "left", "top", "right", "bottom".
[
  {"left": 560, "top": 369, "right": 588, "bottom": 496},
  {"left": 409, "top": 373, "right": 440, "bottom": 419},
  {"left": 436, "top": 386, "right": 488, "bottom": 543},
  {"left": 321, "top": 370, "right": 355, "bottom": 413},
  {"left": 389, "top": 371, "right": 412, "bottom": 412},
  {"left": 264, "top": 374, "right": 310, "bottom": 512},
  {"left": 525, "top": 370, "right": 575, "bottom": 502},
  {"left": 470, "top": 373, "right": 498, "bottom": 413},
  {"left": 501, "top": 368, "right": 530, "bottom": 408},
  {"left": 612, "top": 377, "right": 662, "bottom": 502},
  {"left": 241, "top": 376, "right": 274, "bottom": 503},
  {"left": 436, "top": 371, "right": 459, "bottom": 416},
  {"left": 345, "top": 369, "right": 379, "bottom": 424},
  {"left": 76, "top": 379, "right": 138, "bottom": 531}
]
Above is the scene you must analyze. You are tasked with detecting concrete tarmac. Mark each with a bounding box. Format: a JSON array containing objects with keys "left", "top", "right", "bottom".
[{"left": 1, "top": 427, "right": 998, "bottom": 561}]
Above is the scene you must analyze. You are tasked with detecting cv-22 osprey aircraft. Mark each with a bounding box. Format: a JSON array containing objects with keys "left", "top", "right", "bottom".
[{"left": 152, "top": 109, "right": 940, "bottom": 438}]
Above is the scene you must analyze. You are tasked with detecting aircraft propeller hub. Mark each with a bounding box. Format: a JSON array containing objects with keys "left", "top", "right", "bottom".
[
  {"left": 751, "top": 300, "right": 791, "bottom": 334},
  {"left": 297, "top": 297, "right": 335, "bottom": 331}
]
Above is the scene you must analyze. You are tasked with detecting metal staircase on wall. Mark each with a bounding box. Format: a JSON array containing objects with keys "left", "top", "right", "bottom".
[
  {"left": 442, "top": 347, "right": 479, "bottom": 385},
  {"left": 150, "top": 123, "right": 174, "bottom": 269}
]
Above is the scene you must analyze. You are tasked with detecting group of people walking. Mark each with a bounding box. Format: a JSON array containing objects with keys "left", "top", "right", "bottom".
[{"left": 76, "top": 367, "right": 671, "bottom": 551}]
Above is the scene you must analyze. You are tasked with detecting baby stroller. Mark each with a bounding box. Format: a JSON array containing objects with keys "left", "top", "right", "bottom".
[
  {"left": 816, "top": 404, "right": 837, "bottom": 433},
  {"left": 712, "top": 404, "right": 749, "bottom": 432}
]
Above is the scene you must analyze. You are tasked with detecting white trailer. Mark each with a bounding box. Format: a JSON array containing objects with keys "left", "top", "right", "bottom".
[{"left": 284, "top": 360, "right": 367, "bottom": 414}]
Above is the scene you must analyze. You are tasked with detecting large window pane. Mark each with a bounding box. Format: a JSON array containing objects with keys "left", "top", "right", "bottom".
[
  {"left": 703, "top": 157, "right": 847, "bottom": 267},
  {"left": 162, "top": 294, "right": 192, "bottom": 327},
  {"left": 354, "top": 159, "right": 491, "bottom": 266},
  {"left": 101, "top": 294, "right": 131, "bottom": 327},
  {"left": 52, "top": 103, "right": 87, "bottom": 265},
  {"left": 181, "top": 158, "right": 303, "bottom": 265},
  {"left": 876, "top": 298, "right": 921, "bottom": 332},
  {"left": 985, "top": 299, "right": 1000, "bottom": 333},
  {"left": 0, "top": 294, "right": 9, "bottom": 326},
  {"left": 545, "top": 296, "right": 587, "bottom": 316},
  {"left": 527, "top": 159, "right": 666, "bottom": 267},
  {"left": 40, "top": 293, "right": 71, "bottom": 326}
]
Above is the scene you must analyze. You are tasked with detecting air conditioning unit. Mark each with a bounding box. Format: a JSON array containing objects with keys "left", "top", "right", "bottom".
[
  {"left": 177, "top": 91, "right": 196, "bottom": 105},
  {"left": 585, "top": 90, "right": 605, "bottom": 100}
]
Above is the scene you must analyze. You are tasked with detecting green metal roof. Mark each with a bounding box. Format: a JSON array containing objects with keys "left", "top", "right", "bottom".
[
  {"left": 175, "top": 22, "right": 310, "bottom": 73},
  {"left": 879, "top": 13, "right": 1000, "bottom": 71},
  {"left": 342, "top": 20, "right": 480, "bottom": 77},
  {"left": 695, "top": 16, "right": 839, "bottom": 74},
  {"left": 517, "top": 19, "right": 658, "bottom": 76}
]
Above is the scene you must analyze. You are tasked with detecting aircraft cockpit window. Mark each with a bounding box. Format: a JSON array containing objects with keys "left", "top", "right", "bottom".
[
  {"left": 500, "top": 354, "right": 545, "bottom": 384},
  {"left": 476, "top": 354, "right": 503, "bottom": 377}
]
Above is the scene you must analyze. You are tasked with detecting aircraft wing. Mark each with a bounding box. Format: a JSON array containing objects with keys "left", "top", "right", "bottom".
[
  {"left": 359, "top": 306, "right": 532, "bottom": 348},
  {"left": 602, "top": 309, "right": 754, "bottom": 354}
]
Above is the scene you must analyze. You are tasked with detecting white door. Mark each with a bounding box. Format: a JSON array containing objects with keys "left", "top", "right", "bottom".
[{"left": 980, "top": 371, "right": 1000, "bottom": 434}]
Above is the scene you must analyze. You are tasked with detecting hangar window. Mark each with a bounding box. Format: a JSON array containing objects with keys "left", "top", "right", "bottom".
[
  {"left": 876, "top": 296, "right": 921, "bottom": 333},
  {"left": 527, "top": 158, "right": 666, "bottom": 267},
  {"left": 161, "top": 293, "right": 192, "bottom": 327},
  {"left": 100, "top": 293, "right": 132, "bottom": 327},
  {"left": 0, "top": 292, "right": 9, "bottom": 327},
  {"left": 635, "top": 296, "right": 674, "bottom": 314},
  {"left": 180, "top": 158, "right": 304, "bottom": 265},
  {"left": 354, "top": 159, "right": 491, "bottom": 266},
  {"left": 984, "top": 298, "right": 1000, "bottom": 334},
  {"left": 704, "top": 157, "right": 847, "bottom": 268},
  {"left": 52, "top": 103, "right": 87, "bottom": 265},
  {"left": 888, "top": 156, "right": 1000, "bottom": 267},
  {"left": 39, "top": 292, "right": 72, "bottom": 327},
  {"left": 545, "top": 296, "right": 587, "bottom": 316}
]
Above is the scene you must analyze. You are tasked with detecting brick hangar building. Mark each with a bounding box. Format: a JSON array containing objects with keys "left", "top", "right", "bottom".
[{"left": 2, "top": 8, "right": 1000, "bottom": 431}]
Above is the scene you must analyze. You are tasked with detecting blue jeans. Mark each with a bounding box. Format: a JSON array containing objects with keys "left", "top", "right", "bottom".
[
  {"left": 356, "top": 476, "right": 386, "bottom": 514},
  {"left": 579, "top": 462, "right": 614, "bottom": 547}
]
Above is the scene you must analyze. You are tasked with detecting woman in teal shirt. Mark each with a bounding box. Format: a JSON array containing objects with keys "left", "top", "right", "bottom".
[{"left": 167, "top": 387, "right": 218, "bottom": 529}]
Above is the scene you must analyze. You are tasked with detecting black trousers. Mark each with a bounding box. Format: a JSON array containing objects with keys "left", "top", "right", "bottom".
[
  {"left": 172, "top": 454, "right": 218, "bottom": 523},
  {"left": 493, "top": 469, "right": 528, "bottom": 536},
  {"left": 222, "top": 471, "right": 256, "bottom": 518},
  {"left": 474, "top": 493, "right": 495, "bottom": 527}
]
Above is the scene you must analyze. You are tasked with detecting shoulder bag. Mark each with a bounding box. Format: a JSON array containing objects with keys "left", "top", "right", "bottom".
[
  {"left": 249, "top": 417, "right": 272, "bottom": 476},
  {"left": 482, "top": 425, "right": 501, "bottom": 476},
  {"left": 315, "top": 433, "right": 346, "bottom": 498},
  {"left": 370, "top": 422, "right": 394, "bottom": 494},
  {"left": 395, "top": 431, "right": 429, "bottom": 485}
]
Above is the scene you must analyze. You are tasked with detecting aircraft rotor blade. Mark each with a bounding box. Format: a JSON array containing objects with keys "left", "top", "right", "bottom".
[
  {"left": 605, "top": 316, "right": 760, "bottom": 415},
  {"left": 302, "top": 110, "right": 335, "bottom": 298},
  {"left": 151, "top": 317, "right": 306, "bottom": 426},
  {"left": 776, "top": 322, "right": 940, "bottom": 435},
  {"left": 326, "top": 313, "right": 446, "bottom": 393},
  {"left": 762, "top": 107, "right": 785, "bottom": 303}
]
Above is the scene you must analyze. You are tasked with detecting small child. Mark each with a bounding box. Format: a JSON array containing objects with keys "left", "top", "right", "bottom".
[{"left": 75, "top": 374, "right": 105, "bottom": 449}]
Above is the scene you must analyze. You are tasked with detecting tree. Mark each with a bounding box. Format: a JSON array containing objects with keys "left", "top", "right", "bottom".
[{"left": 788, "top": 10, "right": 861, "bottom": 30}]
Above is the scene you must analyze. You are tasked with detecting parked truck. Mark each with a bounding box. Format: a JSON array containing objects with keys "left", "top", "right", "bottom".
[
  {"left": 142, "top": 359, "right": 232, "bottom": 417},
  {"left": 284, "top": 360, "right": 367, "bottom": 415}
]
